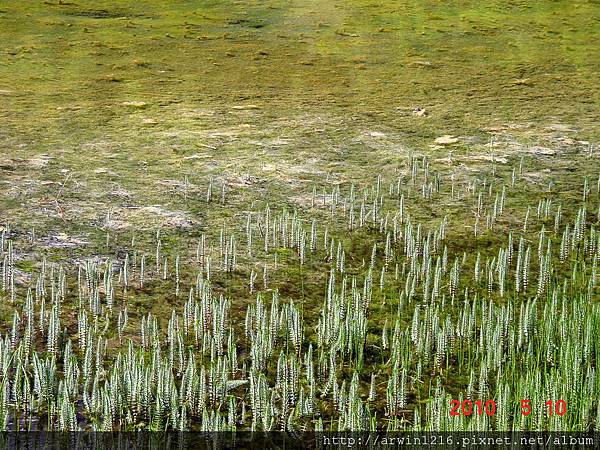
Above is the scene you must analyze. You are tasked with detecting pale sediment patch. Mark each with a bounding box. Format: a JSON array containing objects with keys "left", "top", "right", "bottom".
[
  {"left": 482, "top": 140, "right": 525, "bottom": 150},
  {"left": 527, "top": 146, "right": 556, "bottom": 156},
  {"left": 94, "top": 167, "right": 119, "bottom": 176},
  {"left": 434, "top": 154, "right": 509, "bottom": 165},
  {"left": 364, "top": 131, "right": 386, "bottom": 138},
  {"left": 13, "top": 268, "right": 32, "bottom": 286},
  {"left": 544, "top": 123, "right": 577, "bottom": 133},
  {"left": 183, "top": 153, "right": 211, "bottom": 160},
  {"left": 520, "top": 170, "right": 551, "bottom": 184},
  {"left": 468, "top": 154, "right": 509, "bottom": 164},
  {"left": 224, "top": 173, "right": 266, "bottom": 188},
  {"left": 291, "top": 192, "right": 334, "bottom": 209},
  {"left": 28, "top": 156, "right": 52, "bottom": 169},
  {"left": 108, "top": 188, "right": 133, "bottom": 199},
  {"left": 39, "top": 233, "right": 90, "bottom": 249},
  {"left": 105, "top": 205, "right": 198, "bottom": 230},
  {"left": 434, "top": 135, "right": 459, "bottom": 145},
  {"left": 156, "top": 179, "right": 197, "bottom": 190}
]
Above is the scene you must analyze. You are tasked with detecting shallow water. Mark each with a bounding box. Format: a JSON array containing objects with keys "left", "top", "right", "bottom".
[
  {"left": 0, "top": 0, "right": 598, "bottom": 237},
  {"left": 1, "top": 0, "right": 598, "bottom": 139},
  {"left": 0, "top": 2, "right": 598, "bottom": 433}
]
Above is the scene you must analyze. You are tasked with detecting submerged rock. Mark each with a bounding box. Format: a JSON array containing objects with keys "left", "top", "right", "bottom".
[
  {"left": 434, "top": 135, "right": 459, "bottom": 145},
  {"left": 528, "top": 146, "right": 556, "bottom": 156}
]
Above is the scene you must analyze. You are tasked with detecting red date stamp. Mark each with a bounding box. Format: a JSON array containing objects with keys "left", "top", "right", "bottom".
[
  {"left": 450, "top": 399, "right": 567, "bottom": 417},
  {"left": 521, "top": 399, "right": 567, "bottom": 416},
  {"left": 450, "top": 399, "right": 496, "bottom": 416}
]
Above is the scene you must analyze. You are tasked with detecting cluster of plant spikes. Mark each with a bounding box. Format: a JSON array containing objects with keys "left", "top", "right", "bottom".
[{"left": 0, "top": 152, "right": 598, "bottom": 432}]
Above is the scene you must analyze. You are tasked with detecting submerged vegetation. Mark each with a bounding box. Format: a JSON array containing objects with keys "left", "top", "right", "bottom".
[
  {"left": 0, "top": 0, "right": 599, "bottom": 434},
  {"left": 0, "top": 150, "right": 598, "bottom": 431}
]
